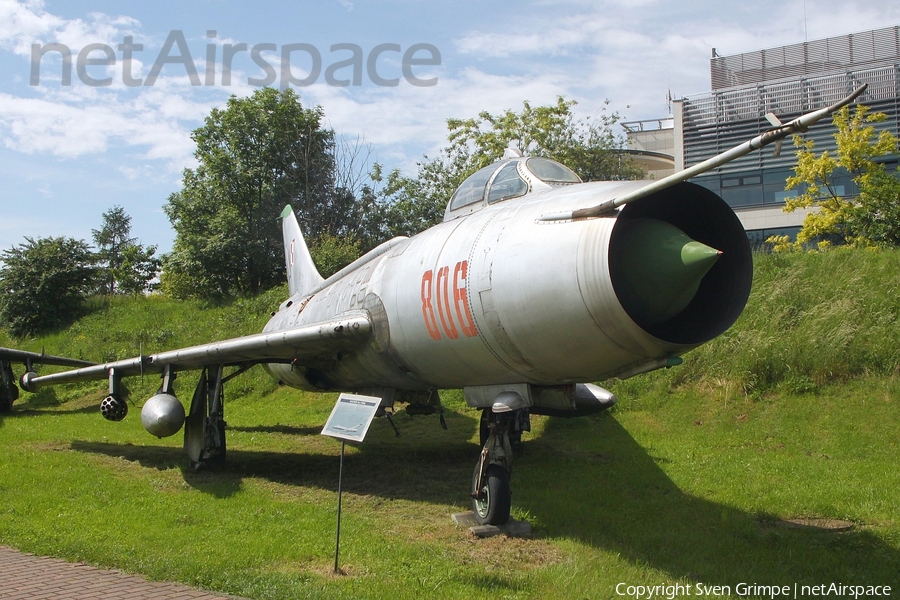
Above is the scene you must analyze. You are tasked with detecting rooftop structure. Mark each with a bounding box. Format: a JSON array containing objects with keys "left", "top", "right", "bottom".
[
  {"left": 622, "top": 118, "right": 676, "bottom": 180},
  {"left": 669, "top": 26, "right": 900, "bottom": 246}
]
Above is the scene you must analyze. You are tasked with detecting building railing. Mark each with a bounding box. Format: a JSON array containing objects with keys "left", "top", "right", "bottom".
[
  {"left": 684, "top": 65, "right": 900, "bottom": 127},
  {"left": 680, "top": 64, "right": 900, "bottom": 175},
  {"left": 711, "top": 26, "right": 900, "bottom": 90},
  {"left": 621, "top": 117, "right": 674, "bottom": 133}
]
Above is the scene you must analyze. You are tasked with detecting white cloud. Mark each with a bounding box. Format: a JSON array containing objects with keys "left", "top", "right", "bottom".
[
  {"left": 454, "top": 13, "right": 614, "bottom": 59},
  {"left": 0, "top": 0, "right": 141, "bottom": 58},
  {"left": 449, "top": 0, "right": 900, "bottom": 124},
  {"left": 0, "top": 0, "right": 61, "bottom": 55},
  {"left": 0, "top": 88, "right": 214, "bottom": 168},
  {"left": 0, "top": 3, "right": 233, "bottom": 172}
]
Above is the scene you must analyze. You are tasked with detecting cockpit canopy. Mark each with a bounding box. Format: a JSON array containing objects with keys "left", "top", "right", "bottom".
[{"left": 443, "top": 157, "right": 581, "bottom": 222}]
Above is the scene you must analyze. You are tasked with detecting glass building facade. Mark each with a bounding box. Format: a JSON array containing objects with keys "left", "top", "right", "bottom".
[{"left": 673, "top": 26, "right": 900, "bottom": 246}]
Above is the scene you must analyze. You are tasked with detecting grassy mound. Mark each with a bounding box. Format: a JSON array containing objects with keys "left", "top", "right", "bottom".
[{"left": 616, "top": 248, "right": 900, "bottom": 398}]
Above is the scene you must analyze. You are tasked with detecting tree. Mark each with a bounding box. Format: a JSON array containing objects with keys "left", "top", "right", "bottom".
[
  {"left": 309, "top": 232, "right": 361, "bottom": 278},
  {"left": 92, "top": 205, "right": 133, "bottom": 294},
  {"left": 0, "top": 237, "right": 96, "bottom": 337},
  {"left": 443, "top": 96, "right": 642, "bottom": 182},
  {"left": 114, "top": 243, "right": 162, "bottom": 295},
  {"left": 92, "top": 205, "right": 160, "bottom": 295},
  {"left": 772, "top": 104, "right": 900, "bottom": 251},
  {"left": 375, "top": 97, "right": 643, "bottom": 238},
  {"left": 854, "top": 168, "right": 900, "bottom": 246},
  {"left": 162, "top": 88, "right": 344, "bottom": 300}
]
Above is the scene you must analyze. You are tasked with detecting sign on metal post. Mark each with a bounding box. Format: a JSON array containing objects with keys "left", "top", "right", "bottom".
[
  {"left": 321, "top": 393, "right": 381, "bottom": 442},
  {"left": 321, "top": 393, "right": 381, "bottom": 574}
]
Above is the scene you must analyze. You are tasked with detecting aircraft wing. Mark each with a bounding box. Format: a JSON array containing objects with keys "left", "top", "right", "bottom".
[
  {"left": 0, "top": 348, "right": 95, "bottom": 368},
  {"left": 20, "top": 312, "right": 371, "bottom": 392}
]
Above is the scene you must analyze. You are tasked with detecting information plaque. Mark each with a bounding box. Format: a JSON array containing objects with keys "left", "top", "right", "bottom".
[
  {"left": 321, "top": 393, "right": 381, "bottom": 443},
  {"left": 321, "top": 392, "right": 382, "bottom": 573}
]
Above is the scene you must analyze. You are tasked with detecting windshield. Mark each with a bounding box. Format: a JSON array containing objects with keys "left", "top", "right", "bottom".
[
  {"left": 526, "top": 158, "right": 581, "bottom": 183},
  {"left": 487, "top": 162, "right": 528, "bottom": 204},
  {"left": 448, "top": 165, "right": 496, "bottom": 210}
]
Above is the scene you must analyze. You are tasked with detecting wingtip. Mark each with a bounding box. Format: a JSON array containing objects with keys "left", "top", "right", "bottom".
[{"left": 279, "top": 205, "right": 293, "bottom": 220}]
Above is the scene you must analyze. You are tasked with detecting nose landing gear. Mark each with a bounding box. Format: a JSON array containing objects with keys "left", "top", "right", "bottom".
[{"left": 471, "top": 395, "right": 530, "bottom": 525}]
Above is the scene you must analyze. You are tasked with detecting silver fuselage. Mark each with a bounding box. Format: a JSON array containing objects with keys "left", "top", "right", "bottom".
[{"left": 263, "top": 179, "right": 751, "bottom": 398}]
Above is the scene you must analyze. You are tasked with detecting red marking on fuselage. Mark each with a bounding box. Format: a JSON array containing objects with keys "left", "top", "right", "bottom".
[
  {"left": 436, "top": 266, "right": 459, "bottom": 339},
  {"left": 420, "top": 260, "right": 477, "bottom": 340},
  {"left": 420, "top": 270, "right": 441, "bottom": 340},
  {"left": 453, "top": 260, "right": 477, "bottom": 338}
]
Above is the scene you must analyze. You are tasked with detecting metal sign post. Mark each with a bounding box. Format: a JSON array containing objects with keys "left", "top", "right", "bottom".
[
  {"left": 321, "top": 393, "right": 381, "bottom": 575},
  {"left": 334, "top": 439, "right": 345, "bottom": 574}
]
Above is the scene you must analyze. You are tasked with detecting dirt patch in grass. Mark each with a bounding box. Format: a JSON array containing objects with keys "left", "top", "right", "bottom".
[
  {"left": 24, "top": 441, "right": 72, "bottom": 452},
  {"left": 762, "top": 516, "right": 855, "bottom": 532},
  {"left": 459, "top": 534, "right": 564, "bottom": 571}
]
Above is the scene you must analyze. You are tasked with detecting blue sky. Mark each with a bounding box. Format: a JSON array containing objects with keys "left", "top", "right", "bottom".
[{"left": 1, "top": 0, "right": 899, "bottom": 254}]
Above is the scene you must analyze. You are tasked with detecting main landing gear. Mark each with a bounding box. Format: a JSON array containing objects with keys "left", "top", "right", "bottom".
[
  {"left": 99, "top": 363, "right": 248, "bottom": 471},
  {"left": 471, "top": 393, "right": 530, "bottom": 525},
  {"left": 0, "top": 359, "right": 19, "bottom": 413},
  {"left": 184, "top": 365, "right": 227, "bottom": 471}
]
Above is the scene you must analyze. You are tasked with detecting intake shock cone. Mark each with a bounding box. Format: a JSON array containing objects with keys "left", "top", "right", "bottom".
[{"left": 609, "top": 218, "right": 722, "bottom": 328}]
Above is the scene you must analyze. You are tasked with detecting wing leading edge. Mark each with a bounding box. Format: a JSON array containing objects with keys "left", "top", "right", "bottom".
[
  {"left": 0, "top": 348, "right": 95, "bottom": 368},
  {"left": 20, "top": 312, "right": 372, "bottom": 392}
]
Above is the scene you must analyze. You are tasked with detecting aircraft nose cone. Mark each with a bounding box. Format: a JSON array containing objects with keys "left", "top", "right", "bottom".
[{"left": 610, "top": 218, "right": 722, "bottom": 327}]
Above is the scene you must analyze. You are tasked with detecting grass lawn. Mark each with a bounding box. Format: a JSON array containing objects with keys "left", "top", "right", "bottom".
[{"left": 1, "top": 376, "right": 898, "bottom": 599}]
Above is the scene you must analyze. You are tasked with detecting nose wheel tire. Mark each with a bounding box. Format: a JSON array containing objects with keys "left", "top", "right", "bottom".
[{"left": 472, "top": 463, "right": 511, "bottom": 525}]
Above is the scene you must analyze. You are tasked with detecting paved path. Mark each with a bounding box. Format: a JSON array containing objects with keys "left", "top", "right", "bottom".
[{"left": 0, "top": 546, "right": 248, "bottom": 599}]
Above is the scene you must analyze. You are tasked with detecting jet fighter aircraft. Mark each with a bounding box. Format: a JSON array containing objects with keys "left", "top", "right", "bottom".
[
  {"left": 0, "top": 348, "right": 94, "bottom": 412},
  {"left": 20, "top": 86, "right": 866, "bottom": 525}
]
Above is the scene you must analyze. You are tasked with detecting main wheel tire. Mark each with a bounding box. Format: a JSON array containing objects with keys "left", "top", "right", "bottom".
[
  {"left": 0, "top": 385, "right": 14, "bottom": 413},
  {"left": 472, "top": 463, "right": 511, "bottom": 525}
]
